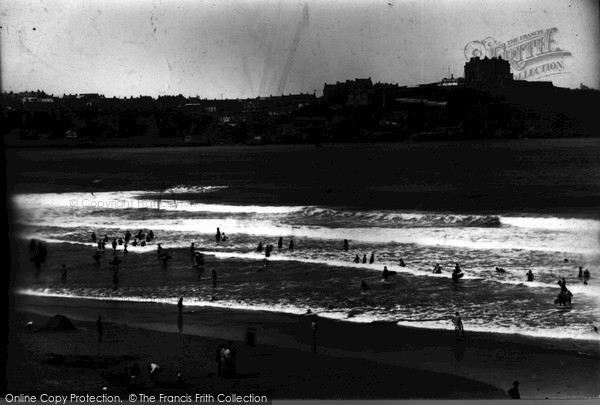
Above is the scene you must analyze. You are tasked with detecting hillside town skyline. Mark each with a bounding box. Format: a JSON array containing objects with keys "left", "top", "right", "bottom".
[{"left": 3, "top": 55, "right": 599, "bottom": 148}]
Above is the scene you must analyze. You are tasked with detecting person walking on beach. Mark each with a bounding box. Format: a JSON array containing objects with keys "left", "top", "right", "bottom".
[
  {"left": 362, "top": 254, "right": 367, "bottom": 264},
  {"left": 216, "top": 228, "right": 221, "bottom": 243},
  {"left": 353, "top": 254, "right": 361, "bottom": 263},
  {"left": 96, "top": 315, "right": 104, "bottom": 344},
  {"left": 369, "top": 252, "right": 375, "bottom": 264},
  {"left": 257, "top": 242, "right": 263, "bottom": 253},
  {"left": 278, "top": 237, "right": 283, "bottom": 249},
  {"left": 343, "top": 239, "right": 349, "bottom": 251},
  {"left": 112, "top": 239, "right": 117, "bottom": 251},
  {"left": 578, "top": 266, "right": 583, "bottom": 278},
  {"left": 91, "top": 232, "right": 97, "bottom": 242},
  {"left": 60, "top": 264, "right": 67, "bottom": 283},
  {"left": 507, "top": 381, "right": 520, "bottom": 399},
  {"left": 148, "top": 363, "right": 162, "bottom": 387},
  {"left": 311, "top": 317, "right": 318, "bottom": 354},
  {"left": 452, "top": 312, "right": 465, "bottom": 338}
]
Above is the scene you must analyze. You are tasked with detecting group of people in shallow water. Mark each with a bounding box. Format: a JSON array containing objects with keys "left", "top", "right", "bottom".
[
  {"left": 352, "top": 252, "right": 381, "bottom": 264},
  {"left": 35, "top": 228, "right": 594, "bottom": 311},
  {"left": 360, "top": 255, "right": 591, "bottom": 307},
  {"left": 578, "top": 266, "right": 591, "bottom": 284},
  {"left": 91, "top": 229, "right": 155, "bottom": 253},
  {"left": 88, "top": 229, "right": 156, "bottom": 289}
]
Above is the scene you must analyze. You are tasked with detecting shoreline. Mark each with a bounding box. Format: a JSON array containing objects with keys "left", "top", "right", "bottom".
[
  {"left": 10, "top": 294, "right": 600, "bottom": 399},
  {"left": 14, "top": 288, "right": 600, "bottom": 350}
]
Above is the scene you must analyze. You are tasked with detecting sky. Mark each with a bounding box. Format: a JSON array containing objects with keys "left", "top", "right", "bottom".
[{"left": 1, "top": 0, "right": 598, "bottom": 98}]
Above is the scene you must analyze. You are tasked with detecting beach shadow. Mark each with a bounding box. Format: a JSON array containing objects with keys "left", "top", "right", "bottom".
[
  {"left": 451, "top": 341, "right": 466, "bottom": 363},
  {"left": 230, "top": 372, "right": 259, "bottom": 379},
  {"left": 177, "top": 310, "right": 183, "bottom": 332}
]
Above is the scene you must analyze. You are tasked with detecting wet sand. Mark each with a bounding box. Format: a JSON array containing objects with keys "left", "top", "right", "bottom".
[{"left": 10, "top": 287, "right": 600, "bottom": 399}]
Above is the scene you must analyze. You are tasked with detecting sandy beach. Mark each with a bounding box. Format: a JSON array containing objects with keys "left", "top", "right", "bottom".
[{"left": 8, "top": 241, "right": 600, "bottom": 399}]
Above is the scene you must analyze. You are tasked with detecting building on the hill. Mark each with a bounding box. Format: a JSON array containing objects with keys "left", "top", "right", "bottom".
[{"left": 464, "top": 56, "right": 513, "bottom": 88}]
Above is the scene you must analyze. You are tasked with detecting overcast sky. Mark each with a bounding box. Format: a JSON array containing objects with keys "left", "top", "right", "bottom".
[{"left": 1, "top": 0, "right": 598, "bottom": 98}]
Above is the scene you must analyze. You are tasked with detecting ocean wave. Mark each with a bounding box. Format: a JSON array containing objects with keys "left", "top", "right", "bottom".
[
  {"left": 288, "top": 207, "right": 502, "bottom": 228},
  {"left": 501, "top": 216, "right": 600, "bottom": 232}
]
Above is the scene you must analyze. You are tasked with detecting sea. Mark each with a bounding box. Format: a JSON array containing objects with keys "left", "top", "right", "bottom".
[{"left": 7, "top": 140, "right": 600, "bottom": 342}]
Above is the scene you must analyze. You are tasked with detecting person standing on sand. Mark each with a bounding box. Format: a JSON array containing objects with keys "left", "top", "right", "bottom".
[
  {"left": 369, "top": 252, "right": 375, "bottom": 264},
  {"left": 221, "top": 345, "right": 231, "bottom": 378},
  {"left": 382, "top": 266, "right": 389, "bottom": 281},
  {"left": 362, "top": 254, "right": 367, "bottom": 264},
  {"left": 311, "top": 317, "right": 318, "bottom": 354},
  {"left": 343, "top": 239, "right": 349, "bottom": 251},
  {"left": 452, "top": 312, "right": 465, "bottom": 338},
  {"left": 148, "top": 363, "right": 161, "bottom": 387},
  {"left": 215, "top": 344, "right": 226, "bottom": 378},
  {"left": 278, "top": 237, "right": 283, "bottom": 249},
  {"left": 507, "top": 381, "right": 520, "bottom": 399},
  {"left": 216, "top": 228, "right": 221, "bottom": 243},
  {"left": 96, "top": 315, "right": 104, "bottom": 343},
  {"left": 177, "top": 297, "right": 183, "bottom": 332}
]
